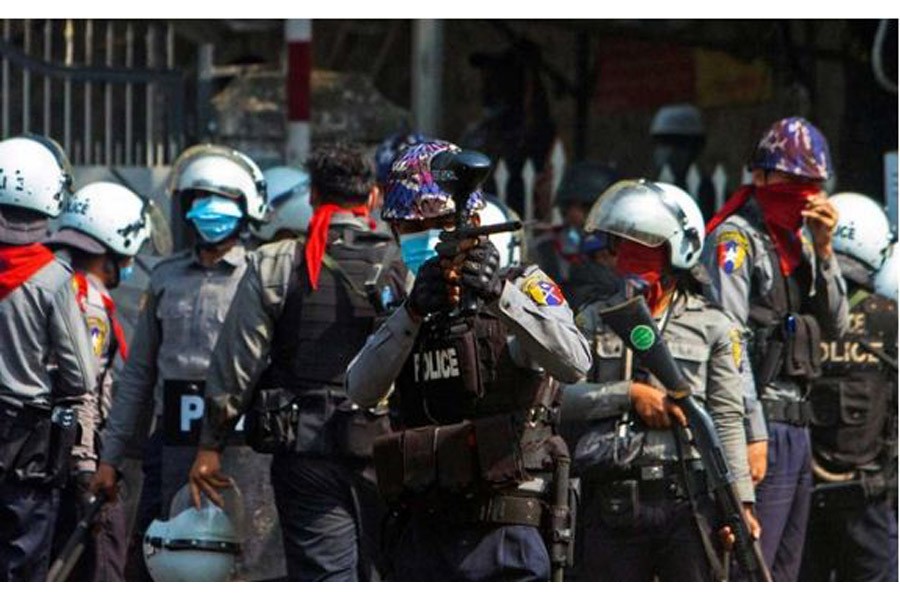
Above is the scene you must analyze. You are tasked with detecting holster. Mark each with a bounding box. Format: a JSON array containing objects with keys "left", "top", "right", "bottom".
[
  {"left": 246, "top": 387, "right": 390, "bottom": 459},
  {"left": 0, "top": 401, "right": 79, "bottom": 488},
  {"left": 781, "top": 314, "right": 822, "bottom": 380}
]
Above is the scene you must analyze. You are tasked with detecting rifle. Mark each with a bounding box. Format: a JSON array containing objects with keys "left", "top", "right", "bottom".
[
  {"left": 430, "top": 149, "right": 522, "bottom": 316},
  {"left": 597, "top": 295, "right": 773, "bottom": 582},
  {"left": 47, "top": 490, "right": 107, "bottom": 582}
]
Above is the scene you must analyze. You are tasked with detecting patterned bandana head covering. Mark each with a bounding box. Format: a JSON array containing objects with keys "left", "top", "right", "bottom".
[
  {"left": 748, "top": 117, "right": 833, "bottom": 181},
  {"left": 381, "top": 140, "right": 486, "bottom": 222}
]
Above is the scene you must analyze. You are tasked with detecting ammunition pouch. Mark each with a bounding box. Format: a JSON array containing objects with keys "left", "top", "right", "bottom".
[
  {"left": 0, "top": 401, "right": 79, "bottom": 488},
  {"left": 752, "top": 314, "right": 822, "bottom": 389},
  {"left": 245, "top": 387, "right": 390, "bottom": 460},
  {"left": 570, "top": 413, "right": 645, "bottom": 477}
]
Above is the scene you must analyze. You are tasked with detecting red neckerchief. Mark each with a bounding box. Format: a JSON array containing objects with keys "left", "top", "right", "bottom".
[
  {"left": 614, "top": 240, "right": 671, "bottom": 312},
  {"left": 0, "top": 243, "right": 54, "bottom": 301},
  {"left": 72, "top": 272, "right": 129, "bottom": 360},
  {"left": 706, "top": 183, "right": 819, "bottom": 276},
  {"left": 305, "top": 203, "right": 374, "bottom": 290}
]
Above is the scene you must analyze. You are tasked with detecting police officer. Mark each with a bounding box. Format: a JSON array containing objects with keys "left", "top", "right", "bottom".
[
  {"left": 560, "top": 179, "right": 757, "bottom": 581},
  {"left": 800, "top": 193, "right": 897, "bottom": 581},
  {"left": 344, "top": 140, "right": 592, "bottom": 581},
  {"left": 249, "top": 165, "right": 312, "bottom": 244},
  {"left": 650, "top": 103, "right": 716, "bottom": 221},
  {"left": 533, "top": 161, "right": 618, "bottom": 297},
  {"left": 90, "top": 144, "right": 284, "bottom": 581},
  {"left": 189, "top": 142, "right": 407, "bottom": 581},
  {"left": 0, "top": 135, "right": 97, "bottom": 581},
  {"left": 702, "top": 117, "right": 849, "bottom": 581},
  {"left": 46, "top": 182, "right": 152, "bottom": 581}
]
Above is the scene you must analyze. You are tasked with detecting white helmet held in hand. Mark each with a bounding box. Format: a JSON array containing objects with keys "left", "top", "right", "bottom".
[
  {"left": 830, "top": 192, "right": 892, "bottom": 271},
  {"left": 51, "top": 182, "right": 152, "bottom": 256},
  {"left": 143, "top": 483, "right": 244, "bottom": 582},
  {"left": 874, "top": 242, "right": 898, "bottom": 300},
  {"left": 585, "top": 179, "right": 705, "bottom": 270},
  {"left": 169, "top": 144, "right": 267, "bottom": 223},
  {"left": 251, "top": 166, "right": 312, "bottom": 241},
  {"left": 0, "top": 134, "right": 74, "bottom": 217}
]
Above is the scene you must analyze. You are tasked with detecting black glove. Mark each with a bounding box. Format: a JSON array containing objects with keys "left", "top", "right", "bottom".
[
  {"left": 408, "top": 257, "right": 451, "bottom": 317},
  {"left": 74, "top": 470, "right": 96, "bottom": 518},
  {"left": 459, "top": 239, "right": 503, "bottom": 303}
]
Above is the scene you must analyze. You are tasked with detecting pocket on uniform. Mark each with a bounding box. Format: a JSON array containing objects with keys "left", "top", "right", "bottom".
[{"left": 838, "top": 380, "right": 874, "bottom": 426}]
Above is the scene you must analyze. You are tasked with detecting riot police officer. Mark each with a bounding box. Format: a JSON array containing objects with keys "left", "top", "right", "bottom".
[
  {"left": 560, "top": 179, "right": 757, "bottom": 581},
  {"left": 800, "top": 193, "right": 898, "bottom": 581},
  {"left": 90, "top": 144, "right": 285, "bottom": 581},
  {"left": 344, "top": 140, "right": 592, "bottom": 581},
  {"left": 702, "top": 117, "right": 849, "bottom": 580},
  {"left": 0, "top": 135, "right": 97, "bottom": 581},
  {"left": 46, "top": 182, "right": 152, "bottom": 581},
  {"left": 189, "top": 142, "right": 407, "bottom": 581},
  {"left": 533, "top": 161, "right": 619, "bottom": 298}
]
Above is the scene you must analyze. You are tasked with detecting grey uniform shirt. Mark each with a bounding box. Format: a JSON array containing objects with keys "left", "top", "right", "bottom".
[
  {"left": 561, "top": 292, "right": 754, "bottom": 502},
  {"left": 100, "top": 244, "right": 248, "bottom": 468},
  {"left": 199, "top": 215, "right": 407, "bottom": 449},
  {"left": 72, "top": 273, "right": 118, "bottom": 473},
  {"left": 701, "top": 200, "right": 849, "bottom": 440},
  {"left": 0, "top": 254, "right": 96, "bottom": 410},
  {"left": 345, "top": 263, "right": 593, "bottom": 408}
]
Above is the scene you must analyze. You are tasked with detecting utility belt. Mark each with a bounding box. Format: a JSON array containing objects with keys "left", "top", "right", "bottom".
[
  {"left": 762, "top": 397, "right": 812, "bottom": 427},
  {"left": 811, "top": 457, "right": 890, "bottom": 511},
  {"left": 586, "top": 460, "right": 706, "bottom": 530},
  {"left": 0, "top": 399, "right": 80, "bottom": 488},
  {"left": 245, "top": 386, "right": 390, "bottom": 460}
]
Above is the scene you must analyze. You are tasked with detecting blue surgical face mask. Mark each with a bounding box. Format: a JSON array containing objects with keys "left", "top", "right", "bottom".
[
  {"left": 119, "top": 264, "right": 134, "bottom": 282},
  {"left": 399, "top": 229, "right": 441, "bottom": 276},
  {"left": 185, "top": 195, "right": 244, "bottom": 244}
]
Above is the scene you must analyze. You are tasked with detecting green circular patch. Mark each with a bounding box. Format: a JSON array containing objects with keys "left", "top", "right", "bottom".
[{"left": 630, "top": 325, "right": 656, "bottom": 351}]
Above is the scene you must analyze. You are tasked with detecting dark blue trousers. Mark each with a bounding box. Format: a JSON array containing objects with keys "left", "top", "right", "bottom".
[
  {"left": 0, "top": 481, "right": 59, "bottom": 581},
  {"left": 754, "top": 421, "right": 813, "bottom": 581},
  {"left": 386, "top": 512, "right": 550, "bottom": 581},
  {"left": 801, "top": 496, "right": 897, "bottom": 581},
  {"left": 573, "top": 490, "right": 716, "bottom": 581},
  {"left": 271, "top": 455, "right": 383, "bottom": 581}
]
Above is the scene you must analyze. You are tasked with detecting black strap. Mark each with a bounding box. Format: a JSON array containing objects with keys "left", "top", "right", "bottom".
[{"left": 145, "top": 537, "right": 240, "bottom": 554}]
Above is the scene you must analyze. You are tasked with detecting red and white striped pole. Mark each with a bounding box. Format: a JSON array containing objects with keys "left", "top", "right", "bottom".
[{"left": 285, "top": 19, "right": 311, "bottom": 165}]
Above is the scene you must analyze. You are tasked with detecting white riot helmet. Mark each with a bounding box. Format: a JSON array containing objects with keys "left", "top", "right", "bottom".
[
  {"left": 829, "top": 192, "right": 892, "bottom": 271},
  {"left": 585, "top": 179, "right": 705, "bottom": 270},
  {"left": 50, "top": 182, "right": 151, "bottom": 256},
  {"left": 874, "top": 243, "right": 898, "bottom": 300},
  {"left": 143, "top": 483, "right": 244, "bottom": 582},
  {"left": 169, "top": 144, "right": 267, "bottom": 223},
  {"left": 0, "top": 134, "right": 74, "bottom": 217},
  {"left": 480, "top": 195, "right": 522, "bottom": 269},
  {"left": 251, "top": 166, "right": 312, "bottom": 241}
]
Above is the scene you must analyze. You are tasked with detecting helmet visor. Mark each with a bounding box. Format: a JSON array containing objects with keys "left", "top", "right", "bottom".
[{"left": 584, "top": 180, "right": 680, "bottom": 248}]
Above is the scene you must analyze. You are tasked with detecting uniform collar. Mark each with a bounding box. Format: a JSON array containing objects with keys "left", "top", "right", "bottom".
[
  {"left": 328, "top": 211, "right": 372, "bottom": 230},
  {"left": 85, "top": 271, "right": 111, "bottom": 297},
  {"left": 190, "top": 242, "right": 246, "bottom": 270}
]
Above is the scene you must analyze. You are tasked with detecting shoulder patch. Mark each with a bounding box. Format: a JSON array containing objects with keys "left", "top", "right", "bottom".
[
  {"left": 520, "top": 272, "right": 566, "bottom": 307},
  {"left": 87, "top": 316, "right": 109, "bottom": 358},
  {"left": 716, "top": 230, "right": 749, "bottom": 275}
]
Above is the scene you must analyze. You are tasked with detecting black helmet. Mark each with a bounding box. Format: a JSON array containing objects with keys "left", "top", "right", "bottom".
[{"left": 555, "top": 161, "right": 620, "bottom": 209}]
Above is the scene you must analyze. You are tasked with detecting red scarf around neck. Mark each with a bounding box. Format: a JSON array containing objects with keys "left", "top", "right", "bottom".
[
  {"left": 614, "top": 240, "right": 673, "bottom": 313},
  {"left": 706, "top": 183, "right": 820, "bottom": 276},
  {"left": 0, "top": 243, "right": 54, "bottom": 301},
  {"left": 72, "top": 272, "right": 129, "bottom": 360},
  {"left": 305, "top": 203, "right": 374, "bottom": 290}
]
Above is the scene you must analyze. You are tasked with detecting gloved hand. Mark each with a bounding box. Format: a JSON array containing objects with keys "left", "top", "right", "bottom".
[
  {"left": 407, "top": 256, "right": 451, "bottom": 319},
  {"left": 456, "top": 238, "right": 503, "bottom": 303}
]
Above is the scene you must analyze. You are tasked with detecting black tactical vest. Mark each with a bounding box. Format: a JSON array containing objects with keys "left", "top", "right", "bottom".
[
  {"left": 260, "top": 226, "right": 400, "bottom": 391},
  {"left": 393, "top": 310, "right": 553, "bottom": 429},
  {"left": 809, "top": 288, "right": 897, "bottom": 471},
  {"left": 747, "top": 232, "right": 822, "bottom": 386}
]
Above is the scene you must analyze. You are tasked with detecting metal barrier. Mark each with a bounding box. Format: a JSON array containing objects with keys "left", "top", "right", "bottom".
[{"left": 0, "top": 19, "right": 185, "bottom": 166}]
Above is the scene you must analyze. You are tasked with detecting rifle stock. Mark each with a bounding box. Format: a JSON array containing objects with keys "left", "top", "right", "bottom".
[{"left": 597, "top": 295, "right": 773, "bottom": 582}]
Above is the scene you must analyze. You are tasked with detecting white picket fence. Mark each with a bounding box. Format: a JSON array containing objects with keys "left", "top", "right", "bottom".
[{"left": 492, "top": 138, "right": 738, "bottom": 254}]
